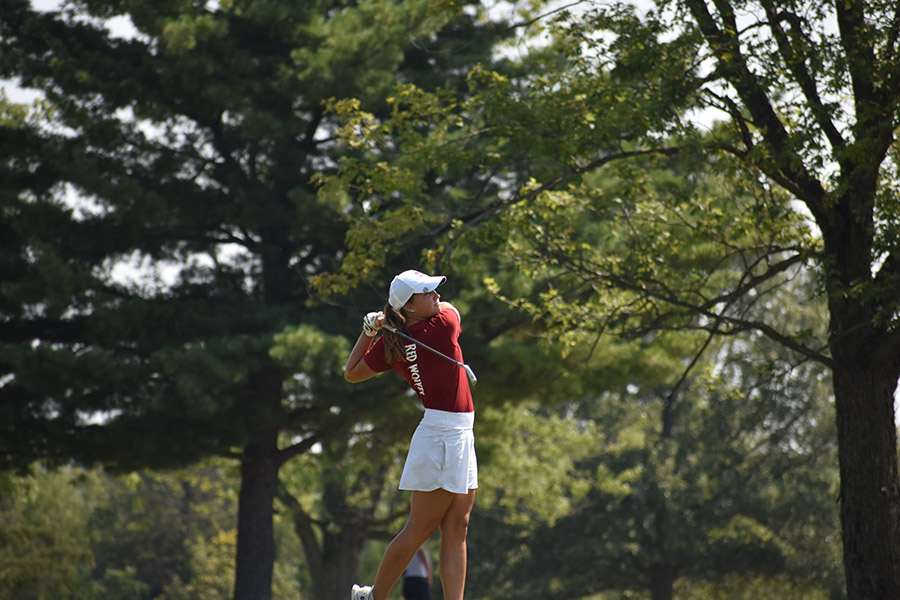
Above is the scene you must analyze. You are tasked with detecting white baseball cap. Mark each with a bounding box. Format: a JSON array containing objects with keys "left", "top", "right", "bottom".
[{"left": 389, "top": 270, "right": 446, "bottom": 310}]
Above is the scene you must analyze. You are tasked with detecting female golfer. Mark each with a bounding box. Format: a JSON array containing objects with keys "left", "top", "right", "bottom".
[{"left": 344, "top": 269, "right": 477, "bottom": 600}]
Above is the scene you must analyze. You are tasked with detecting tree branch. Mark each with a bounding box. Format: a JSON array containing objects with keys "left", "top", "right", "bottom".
[
  {"left": 762, "top": 2, "right": 846, "bottom": 153},
  {"left": 277, "top": 431, "right": 322, "bottom": 466},
  {"left": 587, "top": 248, "right": 833, "bottom": 367},
  {"left": 682, "top": 0, "right": 831, "bottom": 229},
  {"left": 277, "top": 482, "right": 324, "bottom": 576},
  {"left": 432, "top": 146, "right": 682, "bottom": 255}
]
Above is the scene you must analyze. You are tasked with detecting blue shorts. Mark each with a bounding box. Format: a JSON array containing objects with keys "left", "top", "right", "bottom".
[{"left": 403, "top": 576, "right": 431, "bottom": 600}]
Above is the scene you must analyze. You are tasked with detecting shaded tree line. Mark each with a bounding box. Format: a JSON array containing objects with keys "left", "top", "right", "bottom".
[{"left": 1, "top": 0, "right": 883, "bottom": 598}]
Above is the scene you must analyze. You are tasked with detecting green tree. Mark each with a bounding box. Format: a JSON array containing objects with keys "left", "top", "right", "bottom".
[
  {"left": 498, "top": 336, "right": 839, "bottom": 600},
  {"left": 317, "top": 0, "right": 900, "bottom": 596},
  {"left": 0, "top": 466, "right": 177, "bottom": 600},
  {"left": 458, "top": 271, "right": 840, "bottom": 600},
  {"left": 0, "top": 467, "right": 98, "bottom": 599},
  {"left": 87, "top": 462, "right": 239, "bottom": 598},
  {"left": 276, "top": 439, "right": 408, "bottom": 600},
  {"left": 0, "top": 1, "right": 513, "bottom": 598},
  {"left": 0, "top": 461, "right": 291, "bottom": 600},
  {"left": 270, "top": 323, "right": 414, "bottom": 599}
]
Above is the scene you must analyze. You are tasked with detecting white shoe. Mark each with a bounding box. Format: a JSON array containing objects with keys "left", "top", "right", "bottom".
[{"left": 351, "top": 584, "right": 373, "bottom": 600}]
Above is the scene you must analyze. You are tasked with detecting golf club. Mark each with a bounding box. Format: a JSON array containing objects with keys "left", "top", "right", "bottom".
[{"left": 381, "top": 324, "right": 478, "bottom": 386}]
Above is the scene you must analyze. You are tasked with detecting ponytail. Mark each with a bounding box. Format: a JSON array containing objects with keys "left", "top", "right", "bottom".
[{"left": 381, "top": 303, "right": 408, "bottom": 364}]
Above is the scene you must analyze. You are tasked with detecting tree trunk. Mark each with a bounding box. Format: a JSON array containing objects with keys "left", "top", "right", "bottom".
[
  {"left": 233, "top": 431, "right": 280, "bottom": 600},
  {"left": 282, "top": 488, "right": 370, "bottom": 600},
  {"left": 831, "top": 346, "right": 900, "bottom": 599},
  {"left": 317, "top": 527, "right": 369, "bottom": 600},
  {"left": 647, "top": 564, "right": 676, "bottom": 600}
]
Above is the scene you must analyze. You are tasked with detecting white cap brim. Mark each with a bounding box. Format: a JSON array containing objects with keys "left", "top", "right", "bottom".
[{"left": 389, "top": 270, "right": 446, "bottom": 310}]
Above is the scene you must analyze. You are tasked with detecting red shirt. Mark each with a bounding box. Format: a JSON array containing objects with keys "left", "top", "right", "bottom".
[{"left": 364, "top": 306, "right": 474, "bottom": 413}]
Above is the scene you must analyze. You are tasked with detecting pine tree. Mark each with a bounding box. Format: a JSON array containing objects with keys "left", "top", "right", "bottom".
[{"left": 0, "top": 1, "right": 510, "bottom": 598}]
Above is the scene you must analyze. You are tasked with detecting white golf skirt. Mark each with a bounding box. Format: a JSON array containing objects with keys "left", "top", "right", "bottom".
[{"left": 399, "top": 409, "right": 478, "bottom": 494}]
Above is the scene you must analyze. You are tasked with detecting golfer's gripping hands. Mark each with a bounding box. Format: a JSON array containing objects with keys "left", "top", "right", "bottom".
[{"left": 362, "top": 311, "right": 384, "bottom": 337}]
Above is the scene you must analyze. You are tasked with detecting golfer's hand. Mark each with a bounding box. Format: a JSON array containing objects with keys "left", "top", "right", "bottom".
[{"left": 362, "top": 311, "right": 384, "bottom": 337}]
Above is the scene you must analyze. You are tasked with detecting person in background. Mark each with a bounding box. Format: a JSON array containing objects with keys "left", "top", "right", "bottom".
[{"left": 402, "top": 545, "right": 433, "bottom": 600}]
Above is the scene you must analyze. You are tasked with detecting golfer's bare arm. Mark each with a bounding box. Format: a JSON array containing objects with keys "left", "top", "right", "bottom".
[{"left": 344, "top": 332, "right": 378, "bottom": 382}]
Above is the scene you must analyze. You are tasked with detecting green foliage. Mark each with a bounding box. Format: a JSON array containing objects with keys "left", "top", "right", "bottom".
[
  {"left": 0, "top": 460, "right": 301, "bottom": 600},
  {"left": 0, "top": 0, "right": 500, "bottom": 468},
  {"left": 0, "top": 467, "right": 96, "bottom": 600},
  {"left": 467, "top": 320, "right": 841, "bottom": 599},
  {"left": 269, "top": 324, "right": 349, "bottom": 408},
  {"left": 0, "top": 1, "right": 518, "bottom": 594},
  {"left": 476, "top": 403, "right": 597, "bottom": 527},
  {"left": 485, "top": 154, "right": 824, "bottom": 358},
  {"left": 312, "top": 36, "right": 845, "bottom": 596},
  {"left": 86, "top": 465, "right": 237, "bottom": 596},
  {"left": 156, "top": 530, "right": 243, "bottom": 600},
  {"left": 5, "top": 0, "right": 888, "bottom": 597},
  {"left": 275, "top": 421, "right": 416, "bottom": 600}
]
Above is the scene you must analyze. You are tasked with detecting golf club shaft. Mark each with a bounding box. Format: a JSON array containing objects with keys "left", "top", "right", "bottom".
[{"left": 382, "top": 324, "right": 477, "bottom": 385}]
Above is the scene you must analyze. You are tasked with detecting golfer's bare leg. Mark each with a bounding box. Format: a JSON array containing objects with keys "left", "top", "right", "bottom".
[
  {"left": 438, "top": 489, "right": 477, "bottom": 600},
  {"left": 371, "top": 489, "right": 454, "bottom": 600}
]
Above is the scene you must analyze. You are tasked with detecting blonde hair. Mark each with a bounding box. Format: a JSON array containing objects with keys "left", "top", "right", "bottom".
[{"left": 381, "top": 303, "right": 408, "bottom": 364}]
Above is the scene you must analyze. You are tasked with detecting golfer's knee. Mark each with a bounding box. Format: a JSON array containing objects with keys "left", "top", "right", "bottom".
[{"left": 441, "top": 511, "right": 470, "bottom": 542}]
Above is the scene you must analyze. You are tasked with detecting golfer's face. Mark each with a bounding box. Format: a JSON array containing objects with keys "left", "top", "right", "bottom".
[{"left": 408, "top": 290, "right": 440, "bottom": 317}]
